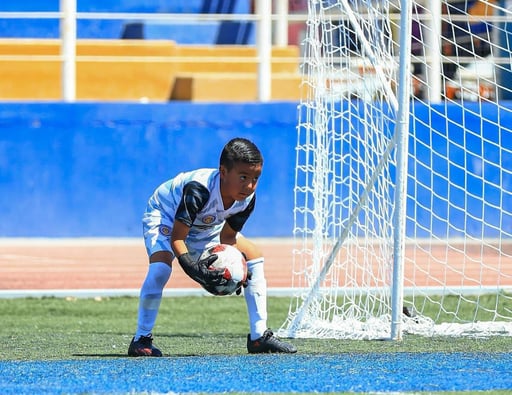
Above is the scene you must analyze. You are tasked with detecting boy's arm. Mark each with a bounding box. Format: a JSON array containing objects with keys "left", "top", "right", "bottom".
[
  {"left": 170, "top": 220, "right": 191, "bottom": 258},
  {"left": 220, "top": 222, "right": 237, "bottom": 246},
  {"left": 225, "top": 196, "right": 255, "bottom": 232}
]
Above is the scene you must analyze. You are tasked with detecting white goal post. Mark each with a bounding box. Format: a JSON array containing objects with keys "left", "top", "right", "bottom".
[{"left": 279, "top": 0, "right": 512, "bottom": 340}]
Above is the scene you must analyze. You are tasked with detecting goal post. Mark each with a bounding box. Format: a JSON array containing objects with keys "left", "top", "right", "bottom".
[
  {"left": 279, "top": 0, "right": 512, "bottom": 340},
  {"left": 390, "top": 0, "right": 413, "bottom": 340}
]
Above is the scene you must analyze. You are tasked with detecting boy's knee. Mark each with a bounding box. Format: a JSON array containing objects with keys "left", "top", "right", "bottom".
[
  {"left": 149, "top": 251, "right": 173, "bottom": 265},
  {"left": 237, "top": 238, "right": 262, "bottom": 261}
]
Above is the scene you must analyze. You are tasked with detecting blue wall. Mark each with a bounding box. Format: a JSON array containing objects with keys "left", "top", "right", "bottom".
[
  {"left": 0, "top": 102, "right": 298, "bottom": 237},
  {"left": 409, "top": 102, "right": 512, "bottom": 238},
  {"left": 1, "top": 101, "right": 511, "bottom": 238}
]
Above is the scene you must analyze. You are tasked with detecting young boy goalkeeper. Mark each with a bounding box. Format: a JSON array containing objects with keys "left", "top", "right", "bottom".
[{"left": 128, "top": 137, "right": 297, "bottom": 356}]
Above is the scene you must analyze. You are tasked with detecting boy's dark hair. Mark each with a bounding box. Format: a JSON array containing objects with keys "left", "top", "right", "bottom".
[{"left": 220, "top": 138, "right": 263, "bottom": 170}]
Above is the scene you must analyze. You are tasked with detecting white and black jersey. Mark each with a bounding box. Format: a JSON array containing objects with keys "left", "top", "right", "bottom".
[{"left": 143, "top": 168, "right": 255, "bottom": 257}]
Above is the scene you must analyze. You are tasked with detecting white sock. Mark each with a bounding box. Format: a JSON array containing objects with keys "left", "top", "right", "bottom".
[
  {"left": 134, "top": 261, "right": 171, "bottom": 340},
  {"left": 244, "top": 257, "right": 268, "bottom": 340}
]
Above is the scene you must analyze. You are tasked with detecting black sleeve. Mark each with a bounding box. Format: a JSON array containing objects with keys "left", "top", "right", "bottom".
[
  {"left": 175, "top": 181, "right": 210, "bottom": 227},
  {"left": 226, "top": 195, "right": 256, "bottom": 232}
]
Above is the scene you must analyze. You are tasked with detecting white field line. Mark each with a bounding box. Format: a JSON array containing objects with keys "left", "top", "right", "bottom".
[
  {"left": 0, "top": 237, "right": 296, "bottom": 246},
  {"left": 0, "top": 287, "right": 296, "bottom": 299}
]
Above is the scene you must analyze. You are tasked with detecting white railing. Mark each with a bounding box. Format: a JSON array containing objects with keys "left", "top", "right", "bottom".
[{"left": 0, "top": 0, "right": 306, "bottom": 102}]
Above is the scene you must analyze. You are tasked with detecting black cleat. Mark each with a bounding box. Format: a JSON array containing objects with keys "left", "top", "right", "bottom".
[
  {"left": 128, "top": 334, "right": 163, "bottom": 357},
  {"left": 247, "top": 329, "right": 297, "bottom": 354}
]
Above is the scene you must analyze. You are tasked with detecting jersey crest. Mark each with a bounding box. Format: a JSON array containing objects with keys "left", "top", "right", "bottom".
[
  {"left": 158, "top": 225, "right": 172, "bottom": 237},
  {"left": 201, "top": 215, "right": 216, "bottom": 224}
]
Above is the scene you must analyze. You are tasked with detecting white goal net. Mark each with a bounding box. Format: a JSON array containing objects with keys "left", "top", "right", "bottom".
[{"left": 279, "top": 0, "right": 512, "bottom": 340}]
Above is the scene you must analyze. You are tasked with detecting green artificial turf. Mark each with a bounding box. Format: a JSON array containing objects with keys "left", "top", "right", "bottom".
[{"left": 1, "top": 295, "right": 510, "bottom": 361}]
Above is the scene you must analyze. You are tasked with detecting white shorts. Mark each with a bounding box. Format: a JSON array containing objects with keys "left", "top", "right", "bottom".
[{"left": 142, "top": 212, "right": 221, "bottom": 261}]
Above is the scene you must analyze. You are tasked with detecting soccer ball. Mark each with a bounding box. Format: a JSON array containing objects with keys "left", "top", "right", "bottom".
[{"left": 200, "top": 244, "right": 248, "bottom": 296}]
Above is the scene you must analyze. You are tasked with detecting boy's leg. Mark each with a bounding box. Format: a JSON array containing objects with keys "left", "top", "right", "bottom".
[
  {"left": 128, "top": 260, "right": 171, "bottom": 357},
  {"left": 244, "top": 256, "right": 268, "bottom": 338},
  {"left": 237, "top": 236, "right": 297, "bottom": 354},
  {"left": 129, "top": 218, "right": 174, "bottom": 357},
  {"left": 135, "top": 261, "right": 172, "bottom": 338}
]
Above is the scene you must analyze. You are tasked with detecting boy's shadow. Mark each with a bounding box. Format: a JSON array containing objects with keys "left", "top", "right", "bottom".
[{"left": 73, "top": 332, "right": 238, "bottom": 358}]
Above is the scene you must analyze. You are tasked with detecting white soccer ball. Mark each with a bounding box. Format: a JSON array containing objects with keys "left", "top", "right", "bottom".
[{"left": 200, "top": 244, "right": 248, "bottom": 296}]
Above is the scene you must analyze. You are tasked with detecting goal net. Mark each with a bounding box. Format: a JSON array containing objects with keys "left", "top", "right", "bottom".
[{"left": 279, "top": 0, "right": 512, "bottom": 340}]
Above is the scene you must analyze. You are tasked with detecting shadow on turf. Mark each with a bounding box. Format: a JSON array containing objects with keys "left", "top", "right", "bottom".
[
  {"left": 72, "top": 353, "right": 202, "bottom": 357},
  {"left": 72, "top": 332, "right": 247, "bottom": 358},
  {"left": 72, "top": 353, "right": 131, "bottom": 358},
  {"left": 88, "top": 331, "right": 226, "bottom": 339}
]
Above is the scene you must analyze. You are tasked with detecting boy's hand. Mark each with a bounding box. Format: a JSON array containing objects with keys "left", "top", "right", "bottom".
[
  {"left": 178, "top": 253, "right": 228, "bottom": 287},
  {"left": 196, "top": 254, "right": 229, "bottom": 285}
]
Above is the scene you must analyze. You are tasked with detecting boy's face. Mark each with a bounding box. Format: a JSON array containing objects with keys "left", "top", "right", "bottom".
[{"left": 220, "top": 161, "right": 262, "bottom": 202}]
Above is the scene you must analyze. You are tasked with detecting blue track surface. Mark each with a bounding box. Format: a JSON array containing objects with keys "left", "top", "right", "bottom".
[{"left": 1, "top": 352, "right": 511, "bottom": 394}]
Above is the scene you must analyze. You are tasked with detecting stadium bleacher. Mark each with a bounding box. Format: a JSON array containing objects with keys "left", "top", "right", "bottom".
[
  {"left": 0, "top": 0, "right": 301, "bottom": 101},
  {"left": 0, "top": 39, "right": 300, "bottom": 101}
]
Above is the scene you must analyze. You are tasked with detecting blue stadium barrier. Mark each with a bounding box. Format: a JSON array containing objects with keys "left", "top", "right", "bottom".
[
  {"left": 122, "top": 21, "right": 255, "bottom": 44},
  {"left": 0, "top": 102, "right": 297, "bottom": 238},
  {"left": 409, "top": 102, "right": 512, "bottom": 238},
  {"left": 135, "top": 22, "right": 220, "bottom": 43},
  {"left": 0, "top": 1, "right": 59, "bottom": 11},
  {"left": 0, "top": 18, "right": 127, "bottom": 39},
  {"left": 119, "top": 0, "right": 254, "bottom": 43},
  {"left": 0, "top": 0, "right": 253, "bottom": 43},
  {"left": 0, "top": 0, "right": 204, "bottom": 13},
  {"left": 216, "top": 21, "right": 254, "bottom": 44},
  {"left": 1, "top": 101, "right": 509, "bottom": 238},
  {"left": 0, "top": 19, "right": 59, "bottom": 39}
]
